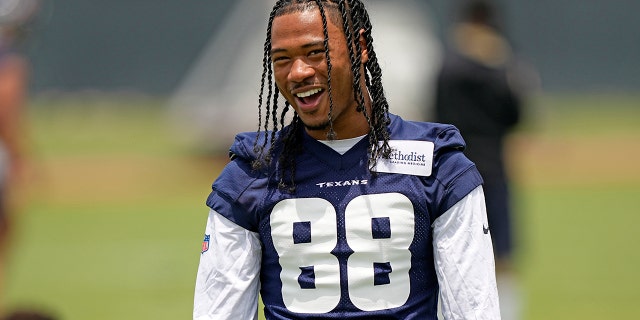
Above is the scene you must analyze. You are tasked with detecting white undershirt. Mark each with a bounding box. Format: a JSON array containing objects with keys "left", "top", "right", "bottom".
[{"left": 317, "top": 134, "right": 367, "bottom": 155}]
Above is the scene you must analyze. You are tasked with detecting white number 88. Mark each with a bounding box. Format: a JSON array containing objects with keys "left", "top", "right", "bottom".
[{"left": 270, "top": 193, "right": 415, "bottom": 313}]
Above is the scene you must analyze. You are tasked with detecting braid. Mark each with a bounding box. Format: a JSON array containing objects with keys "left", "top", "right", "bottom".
[
  {"left": 253, "top": 5, "right": 280, "bottom": 170},
  {"left": 340, "top": 0, "right": 365, "bottom": 114},
  {"left": 352, "top": 0, "right": 393, "bottom": 168},
  {"left": 340, "top": 1, "right": 378, "bottom": 169},
  {"left": 279, "top": 113, "right": 302, "bottom": 192},
  {"left": 315, "top": 0, "right": 337, "bottom": 140},
  {"left": 344, "top": 0, "right": 393, "bottom": 170},
  {"left": 254, "top": 0, "right": 393, "bottom": 191}
]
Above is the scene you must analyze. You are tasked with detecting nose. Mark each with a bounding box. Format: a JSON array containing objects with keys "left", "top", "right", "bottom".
[{"left": 288, "top": 58, "right": 315, "bottom": 83}]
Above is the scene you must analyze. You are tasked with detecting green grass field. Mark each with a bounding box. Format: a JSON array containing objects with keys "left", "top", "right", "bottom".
[{"left": 4, "top": 93, "right": 640, "bottom": 319}]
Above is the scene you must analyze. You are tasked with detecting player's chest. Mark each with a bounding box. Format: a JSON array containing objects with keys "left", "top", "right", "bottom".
[
  {"left": 258, "top": 170, "right": 432, "bottom": 249},
  {"left": 258, "top": 173, "right": 434, "bottom": 315}
]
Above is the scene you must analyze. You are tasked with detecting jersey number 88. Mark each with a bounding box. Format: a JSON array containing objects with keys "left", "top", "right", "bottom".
[{"left": 270, "top": 193, "right": 415, "bottom": 313}]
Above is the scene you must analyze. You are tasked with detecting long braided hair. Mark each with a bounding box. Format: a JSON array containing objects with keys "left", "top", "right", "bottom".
[{"left": 253, "top": 0, "right": 392, "bottom": 192}]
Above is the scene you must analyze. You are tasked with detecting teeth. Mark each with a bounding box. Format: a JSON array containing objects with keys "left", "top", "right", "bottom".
[{"left": 296, "top": 88, "right": 322, "bottom": 98}]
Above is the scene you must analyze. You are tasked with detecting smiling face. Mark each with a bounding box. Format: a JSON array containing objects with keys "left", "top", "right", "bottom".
[{"left": 270, "top": 7, "right": 370, "bottom": 140}]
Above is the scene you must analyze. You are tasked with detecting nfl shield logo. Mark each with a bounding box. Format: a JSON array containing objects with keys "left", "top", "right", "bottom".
[{"left": 201, "top": 234, "right": 210, "bottom": 254}]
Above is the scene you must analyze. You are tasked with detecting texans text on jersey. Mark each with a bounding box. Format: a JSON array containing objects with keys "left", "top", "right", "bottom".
[{"left": 316, "top": 180, "right": 368, "bottom": 188}]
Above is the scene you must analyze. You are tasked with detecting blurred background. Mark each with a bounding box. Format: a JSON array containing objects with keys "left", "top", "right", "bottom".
[{"left": 1, "top": 0, "right": 638, "bottom": 319}]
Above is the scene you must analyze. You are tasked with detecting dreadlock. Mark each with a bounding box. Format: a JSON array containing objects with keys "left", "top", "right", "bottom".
[{"left": 253, "top": 0, "right": 392, "bottom": 192}]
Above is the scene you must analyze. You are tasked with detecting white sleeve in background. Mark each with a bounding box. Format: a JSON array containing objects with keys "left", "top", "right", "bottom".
[
  {"left": 193, "top": 209, "right": 262, "bottom": 320},
  {"left": 433, "top": 186, "right": 501, "bottom": 320}
]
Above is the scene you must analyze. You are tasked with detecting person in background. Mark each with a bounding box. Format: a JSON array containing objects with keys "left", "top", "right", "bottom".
[
  {"left": 434, "top": 1, "right": 536, "bottom": 318},
  {"left": 0, "top": 0, "right": 39, "bottom": 312},
  {"left": 194, "top": 0, "right": 501, "bottom": 319}
]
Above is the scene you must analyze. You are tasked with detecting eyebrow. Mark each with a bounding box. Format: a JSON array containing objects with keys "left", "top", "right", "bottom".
[{"left": 270, "top": 40, "right": 326, "bottom": 56}]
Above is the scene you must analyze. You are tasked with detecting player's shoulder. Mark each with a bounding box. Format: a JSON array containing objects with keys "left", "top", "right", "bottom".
[
  {"left": 210, "top": 131, "right": 272, "bottom": 200},
  {"left": 388, "top": 115, "right": 481, "bottom": 214},
  {"left": 206, "top": 131, "right": 275, "bottom": 229},
  {"left": 387, "top": 113, "right": 466, "bottom": 151},
  {"left": 227, "top": 131, "right": 262, "bottom": 163}
]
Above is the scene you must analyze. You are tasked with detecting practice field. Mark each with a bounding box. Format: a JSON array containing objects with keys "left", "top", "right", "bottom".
[{"left": 4, "top": 94, "right": 640, "bottom": 319}]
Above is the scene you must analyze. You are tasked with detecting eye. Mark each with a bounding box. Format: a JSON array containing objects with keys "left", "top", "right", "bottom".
[
  {"left": 272, "top": 55, "right": 290, "bottom": 64},
  {"left": 309, "top": 49, "right": 325, "bottom": 57},
  {"left": 308, "top": 50, "right": 326, "bottom": 63}
]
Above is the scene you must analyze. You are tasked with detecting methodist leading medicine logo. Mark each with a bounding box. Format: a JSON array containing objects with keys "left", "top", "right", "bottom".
[
  {"left": 389, "top": 150, "right": 428, "bottom": 165},
  {"left": 374, "top": 140, "right": 434, "bottom": 177}
]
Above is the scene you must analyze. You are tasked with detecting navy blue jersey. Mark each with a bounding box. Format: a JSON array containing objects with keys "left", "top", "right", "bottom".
[{"left": 206, "top": 114, "right": 483, "bottom": 319}]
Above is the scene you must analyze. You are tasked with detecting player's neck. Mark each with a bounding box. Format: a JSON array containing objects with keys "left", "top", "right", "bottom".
[{"left": 305, "top": 102, "right": 372, "bottom": 140}]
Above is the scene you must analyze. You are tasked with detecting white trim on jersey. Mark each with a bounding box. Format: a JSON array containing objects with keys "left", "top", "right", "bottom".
[
  {"left": 433, "top": 185, "right": 502, "bottom": 320},
  {"left": 193, "top": 209, "right": 261, "bottom": 320}
]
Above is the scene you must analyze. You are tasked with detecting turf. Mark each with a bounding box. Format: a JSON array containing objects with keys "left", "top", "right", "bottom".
[
  {"left": 4, "top": 93, "right": 640, "bottom": 319},
  {"left": 6, "top": 95, "right": 217, "bottom": 319}
]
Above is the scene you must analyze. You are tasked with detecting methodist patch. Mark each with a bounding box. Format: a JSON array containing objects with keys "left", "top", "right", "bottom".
[{"left": 374, "top": 140, "right": 434, "bottom": 176}]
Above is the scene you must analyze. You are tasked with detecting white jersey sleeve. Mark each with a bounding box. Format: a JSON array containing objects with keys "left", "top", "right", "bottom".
[
  {"left": 433, "top": 186, "right": 501, "bottom": 320},
  {"left": 193, "top": 209, "right": 262, "bottom": 320}
]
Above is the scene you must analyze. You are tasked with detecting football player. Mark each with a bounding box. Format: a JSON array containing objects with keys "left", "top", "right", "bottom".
[{"left": 194, "top": 1, "right": 501, "bottom": 319}]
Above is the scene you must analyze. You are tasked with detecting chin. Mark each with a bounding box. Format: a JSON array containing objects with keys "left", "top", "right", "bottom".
[{"left": 302, "top": 120, "right": 330, "bottom": 132}]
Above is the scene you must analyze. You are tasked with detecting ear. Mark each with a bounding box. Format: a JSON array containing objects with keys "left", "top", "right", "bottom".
[{"left": 358, "top": 29, "right": 369, "bottom": 63}]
